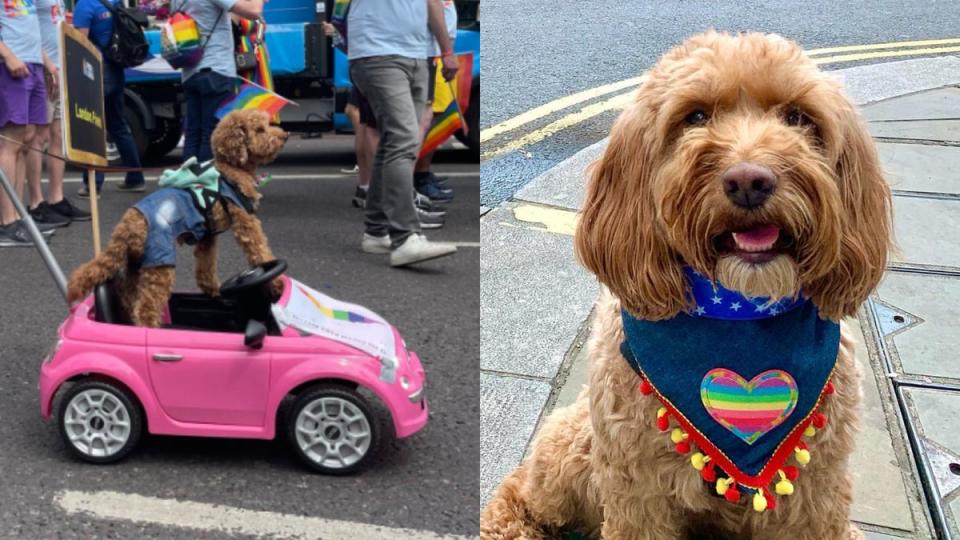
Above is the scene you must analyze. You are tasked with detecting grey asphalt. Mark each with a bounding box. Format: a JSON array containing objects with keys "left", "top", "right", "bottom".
[
  {"left": 0, "top": 137, "right": 479, "bottom": 539},
  {"left": 480, "top": 0, "right": 960, "bottom": 206}
]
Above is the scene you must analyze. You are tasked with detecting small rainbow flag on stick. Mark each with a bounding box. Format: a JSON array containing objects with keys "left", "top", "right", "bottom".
[
  {"left": 419, "top": 90, "right": 463, "bottom": 159},
  {"left": 215, "top": 82, "right": 296, "bottom": 119},
  {"left": 419, "top": 53, "right": 474, "bottom": 158}
]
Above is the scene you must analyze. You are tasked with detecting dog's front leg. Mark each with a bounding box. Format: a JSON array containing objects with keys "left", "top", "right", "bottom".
[
  {"left": 228, "top": 206, "right": 283, "bottom": 298},
  {"left": 131, "top": 266, "right": 176, "bottom": 327},
  {"left": 599, "top": 490, "right": 685, "bottom": 540},
  {"left": 194, "top": 236, "right": 220, "bottom": 297}
]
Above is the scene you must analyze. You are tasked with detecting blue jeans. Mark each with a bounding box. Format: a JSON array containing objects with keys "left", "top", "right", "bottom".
[
  {"left": 183, "top": 70, "right": 234, "bottom": 163},
  {"left": 96, "top": 63, "right": 145, "bottom": 189}
]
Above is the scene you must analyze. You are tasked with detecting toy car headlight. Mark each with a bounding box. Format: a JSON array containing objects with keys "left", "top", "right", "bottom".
[{"left": 44, "top": 339, "right": 63, "bottom": 364}]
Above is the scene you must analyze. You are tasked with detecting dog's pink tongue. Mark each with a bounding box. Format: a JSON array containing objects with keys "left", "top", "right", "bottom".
[{"left": 732, "top": 225, "right": 780, "bottom": 251}]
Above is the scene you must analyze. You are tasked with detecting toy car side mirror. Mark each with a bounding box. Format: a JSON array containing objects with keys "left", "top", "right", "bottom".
[{"left": 244, "top": 319, "right": 267, "bottom": 349}]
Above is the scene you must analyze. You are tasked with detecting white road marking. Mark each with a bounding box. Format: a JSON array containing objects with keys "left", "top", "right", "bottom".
[
  {"left": 55, "top": 490, "right": 478, "bottom": 540},
  {"left": 450, "top": 242, "right": 480, "bottom": 247},
  {"left": 57, "top": 172, "right": 479, "bottom": 184}
]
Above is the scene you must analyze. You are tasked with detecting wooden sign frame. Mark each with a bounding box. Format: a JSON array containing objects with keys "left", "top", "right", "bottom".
[{"left": 59, "top": 23, "right": 107, "bottom": 167}]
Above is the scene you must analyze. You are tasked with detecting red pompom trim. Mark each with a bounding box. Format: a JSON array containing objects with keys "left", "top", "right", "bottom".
[
  {"left": 812, "top": 413, "right": 827, "bottom": 429},
  {"left": 724, "top": 485, "right": 740, "bottom": 502},
  {"left": 656, "top": 415, "right": 670, "bottom": 431},
  {"left": 765, "top": 491, "right": 777, "bottom": 510},
  {"left": 676, "top": 441, "right": 691, "bottom": 454},
  {"left": 824, "top": 381, "right": 835, "bottom": 395},
  {"left": 783, "top": 466, "right": 799, "bottom": 481},
  {"left": 639, "top": 379, "right": 654, "bottom": 395},
  {"left": 701, "top": 462, "right": 716, "bottom": 482}
]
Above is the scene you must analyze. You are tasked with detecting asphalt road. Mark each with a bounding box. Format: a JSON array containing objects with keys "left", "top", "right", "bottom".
[
  {"left": 0, "top": 136, "right": 479, "bottom": 539},
  {"left": 480, "top": 0, "right": 960, "bottom": 206}
]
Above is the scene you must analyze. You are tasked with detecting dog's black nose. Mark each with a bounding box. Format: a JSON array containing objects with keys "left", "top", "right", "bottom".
[{"left": 722, "top": 163, "right": 777, "bottom": 209}]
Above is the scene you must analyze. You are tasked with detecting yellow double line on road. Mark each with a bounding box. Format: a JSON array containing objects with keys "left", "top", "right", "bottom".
[{"left": 481, "top": 37, "right": 960, "bottom": 160}]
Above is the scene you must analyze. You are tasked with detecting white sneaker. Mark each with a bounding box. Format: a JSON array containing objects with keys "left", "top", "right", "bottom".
[
  {"left": 361, "top": 233, "right": 391, "bottom": 254},
  {"left": 390, "top": 234, "right": 457, "bottom": 267}
]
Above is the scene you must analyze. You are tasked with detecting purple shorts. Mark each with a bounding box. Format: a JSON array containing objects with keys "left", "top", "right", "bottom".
[{"left": 0, "top": 63, "right": 49, "bottom": 128}]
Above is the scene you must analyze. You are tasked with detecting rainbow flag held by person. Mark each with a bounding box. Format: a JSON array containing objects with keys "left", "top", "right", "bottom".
[
  {"left": 419, "top": 92, "right": 463, "bottom": 158},
  {"left": 215, "top": 83, "right": 295, "bottom": 119},
  {"left": 420, "top": 54, "right": 474, "bottom": 158}
]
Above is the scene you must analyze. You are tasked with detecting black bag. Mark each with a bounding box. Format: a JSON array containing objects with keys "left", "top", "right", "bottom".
[{"left": 97, "top": 0, "right": 150, "bottom": 68}]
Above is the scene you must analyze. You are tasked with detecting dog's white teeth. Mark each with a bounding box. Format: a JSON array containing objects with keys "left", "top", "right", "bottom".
[{"left": 731, "top": 233, "right": 776, "bottom": 252}]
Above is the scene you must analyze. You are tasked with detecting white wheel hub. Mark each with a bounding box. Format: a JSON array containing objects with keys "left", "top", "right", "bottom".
[
  {"left": 295, "top": 397, "right": 371, "bottom": 469},
  {"left": 63, "top": 389, "right": 132, "bottom": 458}
]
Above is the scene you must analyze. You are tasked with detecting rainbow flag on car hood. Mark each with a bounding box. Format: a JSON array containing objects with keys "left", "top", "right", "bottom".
[{"left": 215, "top": 82, "right": 296, "bottom": 119}]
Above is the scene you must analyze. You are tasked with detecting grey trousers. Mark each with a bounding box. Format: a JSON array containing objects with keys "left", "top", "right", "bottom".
[{"left": 350, "top": 55, "right": 428, "bottom": 245}]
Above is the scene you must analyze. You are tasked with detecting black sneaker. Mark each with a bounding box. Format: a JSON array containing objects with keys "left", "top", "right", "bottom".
[
  {"left": 352, "top": 186, "right": 367, "bottom": 208},
  {"left": 116, "top": 182, "right": 146, "bottom": 193},
  {"left": 417, "top": 208, "right": 444, "bottom": 229},
  {"left": 50, "top": 198, "right": 92, "bottom": 222},
  {"left": 30, "top": 202, "right": 71, "bottom": 228},
  {"left": 415, "top": 192, "right": 447, "bottom": 217}
]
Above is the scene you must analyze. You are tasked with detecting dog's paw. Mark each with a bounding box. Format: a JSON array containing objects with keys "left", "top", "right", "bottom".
[{"left": 271, "top": 277, "right": 284, "bottom": 300}]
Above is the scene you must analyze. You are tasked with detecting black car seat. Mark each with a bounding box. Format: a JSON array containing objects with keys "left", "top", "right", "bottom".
[{"left": 94, "top": 278, "right": 128, "bottom": 325}]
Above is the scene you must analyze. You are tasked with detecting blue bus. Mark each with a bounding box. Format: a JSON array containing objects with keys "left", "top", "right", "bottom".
[{"left": 112, "top": 0, "right": 480, "bottom": 161}]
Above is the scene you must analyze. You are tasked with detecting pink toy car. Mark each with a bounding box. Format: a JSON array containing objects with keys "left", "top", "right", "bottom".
[{"left": 39, "top": 260, "right": 428, "bottom": 474}]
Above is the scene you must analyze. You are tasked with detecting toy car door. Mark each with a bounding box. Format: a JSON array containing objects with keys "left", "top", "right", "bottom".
[{"left": 146, "top": 327, "right": 270, "bottom": 426}]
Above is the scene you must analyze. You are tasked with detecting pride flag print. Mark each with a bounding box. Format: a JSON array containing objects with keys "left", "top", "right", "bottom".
[
  {"left": 215, "top": 83, "right": 295, "bottom": 119},
  {"left": 700, "top": 368, "right": 799, "bottom": 445},
  {"left": 297, "top": 285, "right": 377, "bottom": 324}
]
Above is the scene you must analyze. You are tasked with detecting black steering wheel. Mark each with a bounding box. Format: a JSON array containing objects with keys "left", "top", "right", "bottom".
[{"left": 220, "top": 259, "right": 287, "bottom": 298}]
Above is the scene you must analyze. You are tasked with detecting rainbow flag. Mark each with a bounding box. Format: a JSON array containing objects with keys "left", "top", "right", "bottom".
[
  {"left": 421, "top": 53, "right": 473, "bottom": 157},
  {"left": 215, "top": 83, "right": 295, "bottom": 119},
  {"left": 297, "top": 285, "right": 378, "bottom": 324},
  {"left": 420, "top": 93, "right": 463, "bottom": 158}
]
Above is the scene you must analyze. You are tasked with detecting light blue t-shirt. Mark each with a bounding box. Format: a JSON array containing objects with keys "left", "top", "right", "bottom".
[
  {"left": 35, "top": 0, "right": 64, "bottom": 68},
  {"left": 347, "top": 0, "right": 430, "bottom": 61},
  {"left": 171, "top": 0, "right": 237, "bottom": 80},
  {"left": 0, "top": 0, "right": 43, "bottom": 65}
]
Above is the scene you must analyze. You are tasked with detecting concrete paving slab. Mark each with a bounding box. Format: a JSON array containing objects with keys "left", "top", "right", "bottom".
[
  {"left": 877, "top": 273, "right": 960, "bottom": 380},
  {"left": 514, "top": 139, "right": 605, "bottom": 210},
  {"left": 848, "top": 317, "right": 917, "bottom": 532},
  {"left": 877, "top": 143, "right": 960, "bottom": 195},
  {"left": 831, "top": 57, "right": 960, "bottom": 107},
  {"left": 480, "top": 206, "right": 598, "bottom": 379},
  {"left": 868, "top": 120, "right": 960, "bottom": 143},
  {"left": 864, "top": 532, "right": 912, "bottom": 540},
  {"left": 863, "top": 86, "right": 960, "bottom": 122},
  {"left": 890, "top": 196, "right": 960, "bottom": 269},
  {"left": 553, "top": 335, "right": 591, "bottom": 411},
  {"left": 480, "top": 373, "right": 552, "bottom": 503}
]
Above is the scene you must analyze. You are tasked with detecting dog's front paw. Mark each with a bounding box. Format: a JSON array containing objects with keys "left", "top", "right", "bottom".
[{"left": 271, "top": 276, "right": 284, "bottom": 300}]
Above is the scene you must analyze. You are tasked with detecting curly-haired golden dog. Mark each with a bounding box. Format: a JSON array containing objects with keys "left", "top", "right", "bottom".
[
  {"left": 66, "top": 109, "right": 288, "bottom": 327},
  {"left": 481, "top": 32, "right": 892, "bottom": 540}
]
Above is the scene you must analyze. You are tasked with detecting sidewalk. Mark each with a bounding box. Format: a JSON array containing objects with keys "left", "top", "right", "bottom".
[{"left": 480, "top": 55, "right": 960, "bottom": 539}]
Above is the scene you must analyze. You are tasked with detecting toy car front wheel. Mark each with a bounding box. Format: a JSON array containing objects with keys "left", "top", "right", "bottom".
[
  {"left": 287, "top": 385, "right": 380, "bottom": 474},
  {"left": 57, "top": 380, "right": 143, "bottom": 464}
]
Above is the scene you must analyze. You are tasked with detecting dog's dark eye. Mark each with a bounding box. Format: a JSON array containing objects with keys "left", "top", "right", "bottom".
[
  {"left": 685, "top": 109, "right": 710, "bottom": 126},
  {"left": 257, "top": 127, "right": 266, "bottom": 133},
  {"left": 785, "top": 108, "right": 814, "bottom": 128}
]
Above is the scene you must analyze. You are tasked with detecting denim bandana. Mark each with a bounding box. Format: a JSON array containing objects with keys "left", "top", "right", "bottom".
[{"left": 619, "top": 267, "right": 840, "bottom": 511}]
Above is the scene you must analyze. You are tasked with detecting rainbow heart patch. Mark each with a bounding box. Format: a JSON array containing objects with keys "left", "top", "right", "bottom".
[{"left": 700, "top": 368, "right": 798, "bottom": 445}]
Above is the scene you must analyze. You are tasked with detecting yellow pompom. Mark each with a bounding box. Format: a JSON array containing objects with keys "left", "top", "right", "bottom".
[
  {"left": 671, "top": 428, "right": 687, "bottom": 444},
  {"left": 795, "top": 448, "right": 811, "bottom": 465},
  {"left": 691, "top": 452, "right": 706, "bottom": 471},
  {"left": 657, "top": 407, "right": 667, "bottom": 418},
  {"left": 804, "top": 425, "right": 816, "bottom": 437},
  {"left": 775, "top": 478, "right": 794, "bottom": 496},
  {"left": 753, "top": 490, "right": 767, "bottom": 512},
  {"left": 715, "top": 478, "right": 731, "bottom": 496}
]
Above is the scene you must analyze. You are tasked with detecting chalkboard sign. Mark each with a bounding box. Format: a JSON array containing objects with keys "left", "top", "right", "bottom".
[{"left": 59, "top": 23, "right": 107, "bottom": 167}]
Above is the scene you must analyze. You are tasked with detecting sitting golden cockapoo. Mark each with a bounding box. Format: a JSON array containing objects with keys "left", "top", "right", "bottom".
[
  {"left": 66, "top": 110, "right": 288, "bottom": 327},
  {"left": 482, "top": 31, "right": 892, "bottom": 540}
]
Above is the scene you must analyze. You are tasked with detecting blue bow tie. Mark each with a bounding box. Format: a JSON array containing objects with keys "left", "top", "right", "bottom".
[{"left": 683, "top": 267, "right": 804, "bottom": 320}]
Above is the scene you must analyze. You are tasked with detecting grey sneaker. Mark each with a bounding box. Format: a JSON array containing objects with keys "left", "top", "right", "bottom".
[
  {"left": 116, "top": 182, "right": 146, "bottom": 193},
  {"left": 390, "top": 234, "right": 456, "bottom": 267},
  {"left": 352, "top": 186, "right": 367, "bottom": 209},
  {"left": 415, "top": 192, "right": 446, "bottom": 217},
  {"left": 0, "top": 220, "right": 52, "bottom": 247},
  {"left": 361, "top": 233, "right": 391, "bottom": 254}
]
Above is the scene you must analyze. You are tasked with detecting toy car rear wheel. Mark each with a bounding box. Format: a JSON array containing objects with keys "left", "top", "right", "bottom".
[
  {"left": 287, "top": 385, "right": 380, "bottom": 475},
  {"left": 57, "top": 380, "right": 143, "bottom": 464}
]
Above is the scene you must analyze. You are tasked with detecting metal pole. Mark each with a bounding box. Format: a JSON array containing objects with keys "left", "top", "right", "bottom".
[{"left": 0, "top": 167, "right": 69, "bottom": 303}]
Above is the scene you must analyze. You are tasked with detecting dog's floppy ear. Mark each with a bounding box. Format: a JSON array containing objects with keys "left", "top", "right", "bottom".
[
  {"left": 575, "top": 98, "right": 688, "bottom": 321},
  {"left": 805, "top": 101, "right": 892, "bottom": 320},
  {"left": 212, "top": 113, "right": 248, "bottom": 166}
]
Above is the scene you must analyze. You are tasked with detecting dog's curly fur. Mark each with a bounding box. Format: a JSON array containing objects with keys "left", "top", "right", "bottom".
[
  {"left": 66, "top": 109, "right": 288, "bottom": 327},
  {"left": 481, "top": 32, "right": 892, "bottom": 539}
]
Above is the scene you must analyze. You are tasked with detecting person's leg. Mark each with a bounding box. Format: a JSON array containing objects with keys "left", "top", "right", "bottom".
[
  {"left": 103, "top": 68, "right": 145, "bottom": 188},
  {"left": 14, "top": 124, "right": 37, "bottom": 208},
  {"left": 27, "top": 124, "right": 49, "bottom": 208},
  {"left": 358, "top": 123, "right": 379, "bottom": 188},
  {"left": 0, "top": 124, "right": 27, "bottom": 225},
  {"left": 182, "top": 75, "right": 203, "bottom": 162},
  {"left": 196, "top": 71, "right": 234, "bottom": 162},
  {"left": 351, "top": 57, "right": 423, "bottom": 246},
  {"left": 46, "top": 115, "right": 65, "bottom": 203}
]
